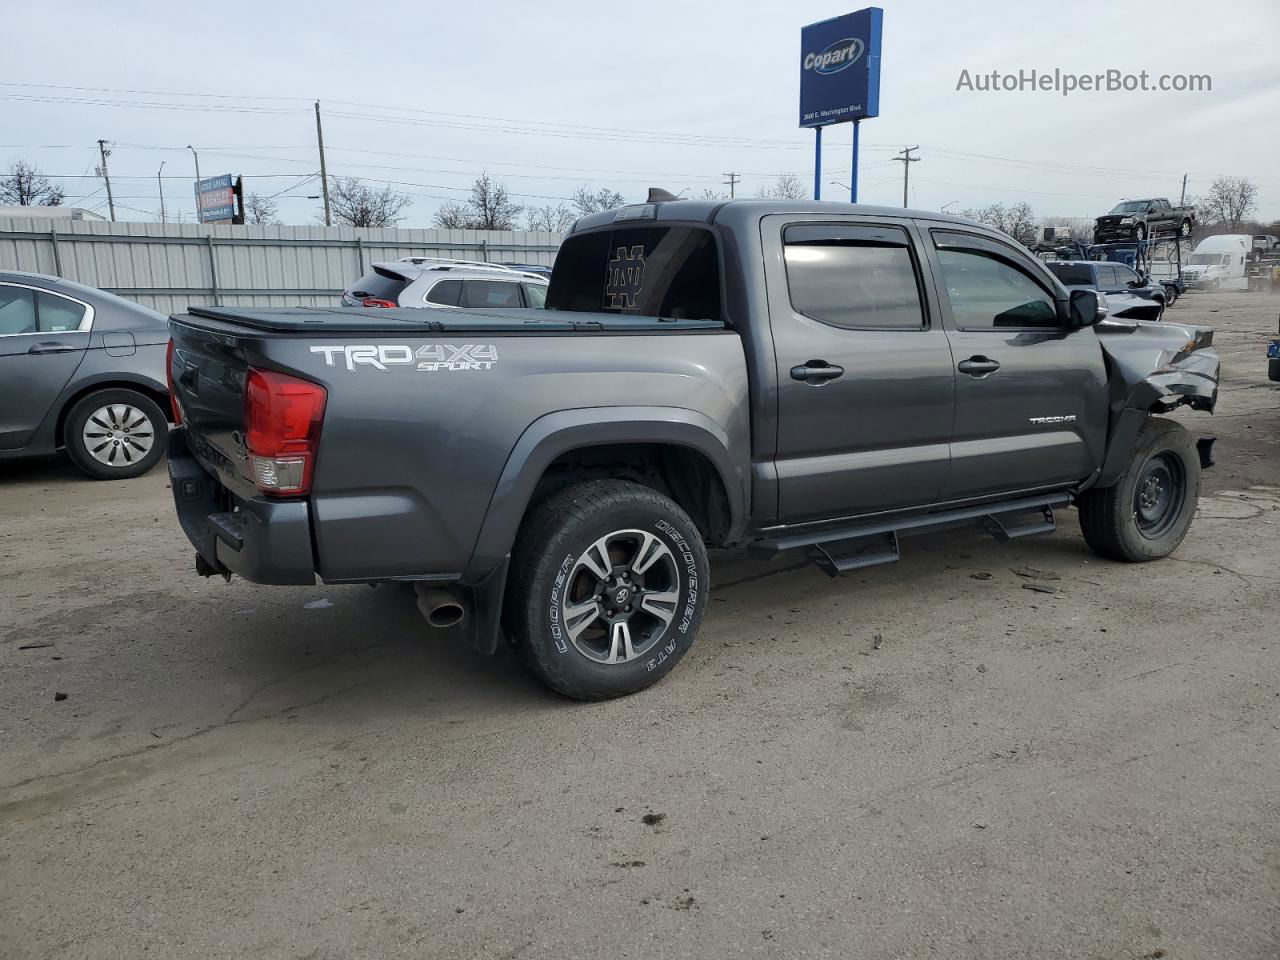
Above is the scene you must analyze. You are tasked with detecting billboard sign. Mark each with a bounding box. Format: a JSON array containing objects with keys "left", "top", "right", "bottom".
[
  {"left": 195, "top": 174, "right": 236, "bottom": 223},
  {"left": 799, "top": 7, "right": 882, "bottom": 128}
]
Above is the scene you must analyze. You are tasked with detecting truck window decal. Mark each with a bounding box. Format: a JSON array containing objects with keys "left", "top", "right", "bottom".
[{"left": 605, "top": 245, "right": 646, "bottom": 310}]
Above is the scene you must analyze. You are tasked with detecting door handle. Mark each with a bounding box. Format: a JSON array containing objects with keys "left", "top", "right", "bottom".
[
  {"left": 957, "top": 356, "right": 1001, "bottom": 378},
  {"left": 27, "top": 341, "right": 78, "bottom": 355},
  {"left": 790, "top": 360, "right": 845, "bottom": 383}
]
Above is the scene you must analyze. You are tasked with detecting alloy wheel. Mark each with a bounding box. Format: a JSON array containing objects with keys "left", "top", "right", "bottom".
[
  {"left": 82, "top": 403, "right": 155, "bottom": 467},
  {"left": 560, "top": 529, "right": 681, "bottom": 664}
]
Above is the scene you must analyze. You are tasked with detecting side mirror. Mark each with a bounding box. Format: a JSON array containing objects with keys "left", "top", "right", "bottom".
[
  {"left": 1069, "top": 288, "right": 1103, "bottom": 326},
  {"left": 1127, "top": 279, "right": 1143, "bottom": 288}
]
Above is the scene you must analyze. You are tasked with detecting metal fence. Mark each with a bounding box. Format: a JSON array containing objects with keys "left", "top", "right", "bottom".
[{"left": 0, "top": 217, "right": 564, "bottom": 315}]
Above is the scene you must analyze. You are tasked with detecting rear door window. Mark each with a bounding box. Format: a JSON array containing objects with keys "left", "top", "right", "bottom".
[
  {"left": 782, "top": 223, "right": 925, "bottom": 330},
  {"left": 461, "top": 280, "right": 525, "bottom": 308},
  {"left": 0, "top": 285, "right": 37, "bottom": 335},
  {"left": 547, "top": 225, "right": 720, "bottom": 320},
  {"left": 424, "top": 279, "right": 462, "bottom": 306}
]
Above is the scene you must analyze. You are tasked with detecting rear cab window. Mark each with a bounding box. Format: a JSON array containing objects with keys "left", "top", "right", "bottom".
[
  {"left": 1045, "top": 263, "right": 1094, "bottom": 286},
  {"left": 546, "top": 225, "right": 721, "bottom": 320}
]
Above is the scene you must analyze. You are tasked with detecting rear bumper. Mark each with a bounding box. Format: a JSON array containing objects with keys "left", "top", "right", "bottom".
[{"left": 168, "top": 427, "right": 316, "bottom": 585}]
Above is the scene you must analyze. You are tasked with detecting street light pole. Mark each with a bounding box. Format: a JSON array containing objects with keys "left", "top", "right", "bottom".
[
  {"left": 187, "top": 145, "right": 202, "bottom": 223},
  {"left": 157, "top": 161, "right": 166, "bottom": 224}
]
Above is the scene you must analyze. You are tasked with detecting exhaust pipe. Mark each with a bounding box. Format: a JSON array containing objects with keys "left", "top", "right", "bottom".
[{"left": 414, "top": 584, "right": 466, "bottom": 629}]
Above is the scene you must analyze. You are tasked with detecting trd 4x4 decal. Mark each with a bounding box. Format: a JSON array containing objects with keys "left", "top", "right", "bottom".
[{"left": 310, "top": 344, "right": 498, "bottom": 372}]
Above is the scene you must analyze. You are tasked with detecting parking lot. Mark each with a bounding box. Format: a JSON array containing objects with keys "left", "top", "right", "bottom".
[{"left": 2, "top": 293, "right": 1277, "bottom": 958}]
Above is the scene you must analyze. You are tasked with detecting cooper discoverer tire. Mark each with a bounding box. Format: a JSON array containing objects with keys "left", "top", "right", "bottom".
[
  {"left": 506, "top": 479, "right": 709, "bottom": 701},
  {"left": 64, "top": 388, "right": 168, "bottom": 480},
  {"left": 1078, "top": 417, "right": 1200, "bottom": 562}
]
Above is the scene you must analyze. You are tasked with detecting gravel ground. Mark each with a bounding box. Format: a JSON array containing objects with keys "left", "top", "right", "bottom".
[{"left": 2, "top": 291, "right": 1278, "bottom": 960}]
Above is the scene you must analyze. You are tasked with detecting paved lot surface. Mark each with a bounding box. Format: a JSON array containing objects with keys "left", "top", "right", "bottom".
[{"left": 2, "top": 292, "right": 1278, "bottom": 960}]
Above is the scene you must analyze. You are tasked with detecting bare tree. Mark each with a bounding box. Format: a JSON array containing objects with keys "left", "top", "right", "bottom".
[
  {"left": 571, "top": 186, "right": 625, "bottom": 215},
  {"left": 0, "top": 161, "right": 64, "bottom": 206},
  {"left": 433, "top": 173, "right": 522, "bottom": 230},
  {"left": 1195, "top": 176, "right": 1257, "bottom": 231},
  {"left": 244, "top": 193, "right": 280, "bottom": 225},
  {"left": 757, "top": 173, "right": 807, "bottom": 200},
  {"left": 698, "top": 189, "right": 727, "bottom": 200},
  {"left": 525, "top": 203, "right": 574, "bottom": 232},
  {"left": 328, "top": 177, "right": 412, "bottom": 228},
  {"left": 959, "top": 201, "right": 1037, "bottom": 245}
]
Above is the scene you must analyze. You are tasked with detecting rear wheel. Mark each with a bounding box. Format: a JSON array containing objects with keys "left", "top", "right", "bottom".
[
  {"left": 1078, "top": 418, "right": 1200, "bottom": 562},
  {"left": 506, "top": 479, "right": 708, "bottom": 700},
  {"left": 64, "top": 388, "right": 168, "bottom": 480}
]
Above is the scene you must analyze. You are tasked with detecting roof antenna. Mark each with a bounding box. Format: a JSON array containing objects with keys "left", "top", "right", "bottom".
[{"left": 646, "top": 187, "right": 680, "bottom": 203}]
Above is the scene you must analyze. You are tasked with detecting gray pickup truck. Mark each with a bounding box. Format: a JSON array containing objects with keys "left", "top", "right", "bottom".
[{"left": 167, "top": 197, "right": 1219, "bottom": 700}]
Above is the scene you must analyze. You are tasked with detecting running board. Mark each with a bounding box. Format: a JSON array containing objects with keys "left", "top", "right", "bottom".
[
  {"left": 751, "top": 493, "right": 1072, "bottom": 576},
  {"left": 807, "top": 531, "right": 900, "bottom": 576}
]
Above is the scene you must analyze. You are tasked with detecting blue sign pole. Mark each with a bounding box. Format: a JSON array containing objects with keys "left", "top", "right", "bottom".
[
  {"left": 814, "top": 127, "right": 823, "bottom": 201},
  {"left": 850, "top": 119, "right": 860, "bottom": 203}
]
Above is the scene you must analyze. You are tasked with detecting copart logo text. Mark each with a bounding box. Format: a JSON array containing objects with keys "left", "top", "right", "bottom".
[
  {"left": 804, "top": 38, "right": 865, "bottom": 75},
  {"left": 310, "top": 344, "right": 498, "bottom": 372}
]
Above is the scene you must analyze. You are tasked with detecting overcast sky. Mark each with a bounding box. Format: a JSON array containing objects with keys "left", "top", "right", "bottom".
[{"left": 3, "top": 0, "right": 1277, "bottom": 226}]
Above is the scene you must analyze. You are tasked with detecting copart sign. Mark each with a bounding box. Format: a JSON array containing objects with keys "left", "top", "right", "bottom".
[{"left": 799, "top": 7, "right": 883, "bottom": 128}]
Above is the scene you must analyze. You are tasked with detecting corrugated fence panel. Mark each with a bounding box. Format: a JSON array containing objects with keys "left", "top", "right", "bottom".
[{"left": 0, "top": 218, "right": 563, "bottom": 314}]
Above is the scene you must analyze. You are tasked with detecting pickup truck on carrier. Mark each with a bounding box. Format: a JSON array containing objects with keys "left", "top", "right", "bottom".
[
  {"left": 1094, "top": 198, "right": 1196, "bottom": 243},
  {"left": 167, "top": 197, "right": 1220, "bottom": 700}
]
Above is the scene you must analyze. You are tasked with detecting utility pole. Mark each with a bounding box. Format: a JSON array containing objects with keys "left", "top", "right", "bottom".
[
  {"left": 1179, "top": 173, "right": 1188, "bottom": 205},
  {"left": 157, "top": 161, "right": 166, "bottom": 224},
  {"left": 187, "top": 145, "right": 202, "bottom": 222},
  {"left": 97, "top": 140, "right": 115, "bottom": 222},
  {"left": 722, "top": 172, "right": 740, "bottom": 199},
  {"left": 315, "top": 100, "right": 332, "bottom": 227},
  {"left": 893, "top": 146, "right": 920, "bottom": 209}
]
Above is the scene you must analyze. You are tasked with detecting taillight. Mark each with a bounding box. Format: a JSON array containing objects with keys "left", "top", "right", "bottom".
[
  {"left": 165, "top": 338, "right": 183, "bottom": 425},
  {"left": 244, "top": 368, "right": 327, "bottom": 497},
  {"left": 361, "top": 297, "right": 396, "bottom": 308}
]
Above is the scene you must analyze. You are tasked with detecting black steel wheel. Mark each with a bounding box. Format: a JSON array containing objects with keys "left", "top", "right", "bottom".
[{"left": 1078, "top": 418, "right": 1200, "bottom": 562}]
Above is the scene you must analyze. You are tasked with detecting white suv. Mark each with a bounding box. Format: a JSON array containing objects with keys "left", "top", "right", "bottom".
[{"left": 341, "top": 258, "right": 549, "bottom": 310}]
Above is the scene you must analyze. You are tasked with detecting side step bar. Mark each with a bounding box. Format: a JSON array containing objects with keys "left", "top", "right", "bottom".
[{"left": 751, "top": 493, "right": 1072, "bottom": 578}]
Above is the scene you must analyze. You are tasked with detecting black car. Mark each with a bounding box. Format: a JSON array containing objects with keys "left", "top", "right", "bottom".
[{"left": 0, "top": 272, "right": 171, "bottom": 479}]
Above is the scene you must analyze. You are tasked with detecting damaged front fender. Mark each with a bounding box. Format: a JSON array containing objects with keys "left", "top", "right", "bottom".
[{"left": 1090, "top": 318, "right": 1220, "bottom": 489}]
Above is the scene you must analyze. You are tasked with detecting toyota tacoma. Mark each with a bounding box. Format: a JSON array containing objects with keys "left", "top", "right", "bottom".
[{"left": 167, "top": 196, "right": 1219, "bottom": 700}]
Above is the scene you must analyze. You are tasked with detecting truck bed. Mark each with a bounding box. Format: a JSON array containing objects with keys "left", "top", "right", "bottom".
[{"left": 184, "top": 305, "right": 725, "bottom": 334}]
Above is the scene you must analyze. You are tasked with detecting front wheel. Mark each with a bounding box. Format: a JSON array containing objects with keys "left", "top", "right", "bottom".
[
  {"left": 1078, "top": 418, "right": 1200, "bottom": 562},
  {"left": 64, "top": 388, "right": 168, "bottom": 480},
  {"left": 1135, "top": 222, "right": 1147, "bottom": 241},
  {"left": 506, "top": 480, "right": 709, "bottom": 701}
]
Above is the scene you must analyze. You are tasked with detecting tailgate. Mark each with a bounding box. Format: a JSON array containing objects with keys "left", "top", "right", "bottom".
[{"left": 168, "top": 317, "right": 261, "bottom": 499}]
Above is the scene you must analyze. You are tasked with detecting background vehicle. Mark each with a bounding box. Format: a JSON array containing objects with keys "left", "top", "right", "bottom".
[
  {"left": 0, "top": 271, "right": 170, "bottom": 479},
  {"left": 1043, "top": 260, "right": 1165, "bottom": 321},
  {"left": 1181, "top": 235, "right": 1252, "bottom": 291},
  {"left": 341, "top": 258, "right": 549, "bottom": 309},
  {"left": 1094, "top": 198, "right": 1195, "bottom": 243},
  {"left": 168, "top": 198, "right": 1219, "bottom": 700}
]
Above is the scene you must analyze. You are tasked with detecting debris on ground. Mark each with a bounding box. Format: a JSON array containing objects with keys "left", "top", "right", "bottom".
[
  {"left": 972, "top": 821, "right": 988, "bottom": 829},
  {"left": 53, "top": 691, "right": 68, "bottom": 702},
  {"left": 872, "top": 633, "right": 884, "bottom": 651},
  {"left": 1022, "top": 582, "right": 1059, "bottom": 595},
  {"left": 18, "top": 641, "right": 55, "bottom": 650},
  {"left": 303, "top": 599, "right": 334, "bottom": 610},
  {"left": 970, "top": 572, "right": 993, "bottom": 580},
  {"left": 610, "top": 859, "right": 646, "bottom": 868},
  {"left": 641, "top": 812, "right": 666, "bottom": 827},
  {"left": 976, "top": 664, "right": 988, "bottom": 673},
  {"left": 1011, "top": 566, "right": 1060, "bottom": 581}
]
